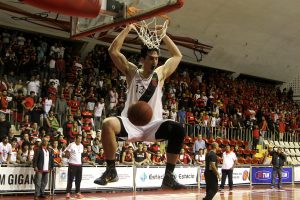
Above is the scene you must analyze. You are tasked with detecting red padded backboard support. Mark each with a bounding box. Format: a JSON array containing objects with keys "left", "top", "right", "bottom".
[
  {"left": 71, "top": 0, "right": 184, "bottom": 39},
  {"left": 21, "top": 0, "right": 101, "bottom": 18}
]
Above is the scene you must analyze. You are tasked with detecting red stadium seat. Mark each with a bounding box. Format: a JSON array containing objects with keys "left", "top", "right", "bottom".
[
  {"left": 207, "top": 137, "right": 215, "bottom": 144},
  {"left": 244, "top": 141, "right": 249, "bottom": 148},
  {"left": 237, "top": 147, "right": 244, "bottom": 156},
  {"left": 184, "top": 136, "right": 192, "bottom": 144},
  {"left": 251, "top": 157, "right": 261, "bottom": 164},
  {"left": 243, "top": 147, "right": 251, "bottom": 156},
  {"left": 230, "top": 139, "right": 237, "bottom": 147},
  {"left": 238, "top": 157, "right": 245, "bottom": 164},
  {"left": 245, "top": 156, "right": 252, "bottom": 164},
  {"left": 250, "top": 149, "right": 257, "bottom": 156},
  {"left": 222, "top": 139, "right": 230, "bottom": 146},
  {"left": 216, "top": 137, "right": 223, "bottom": 145},
  {"left": 237, "top": 139, "right": 244, "bottom": 147}
]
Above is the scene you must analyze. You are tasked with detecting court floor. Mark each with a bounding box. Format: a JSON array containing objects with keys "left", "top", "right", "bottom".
[{"left": 1, "top": 185, "right": 300, "bottom": 200}]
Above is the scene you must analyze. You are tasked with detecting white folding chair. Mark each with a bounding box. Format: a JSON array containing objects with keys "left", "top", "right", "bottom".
[
  {"left": 289, "top": 142, "right": 295, "bottom": 149},
  {"left": 294, "top": 142, "right": 300, "bottom": 148},
  {"left": 274, "top": 141, "right": 280, "bottom": 148},
  {"left": 284, "top": 141, "right": 290, "bottom": 149},
  {"left": 284, "top": 148, "right": 290, "bottom": 156},
  {"left": 289, "top": 149, "right": 296, "bottom": 156}
]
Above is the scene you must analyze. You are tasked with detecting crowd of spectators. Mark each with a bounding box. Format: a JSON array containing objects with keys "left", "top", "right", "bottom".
[{"left": 0, "top": 27, "right": 299, "bottom": 167}]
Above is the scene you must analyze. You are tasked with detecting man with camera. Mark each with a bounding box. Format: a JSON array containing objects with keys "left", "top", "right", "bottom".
[{"left": 265, "top": 146, "right": 286, "bottom": 189}]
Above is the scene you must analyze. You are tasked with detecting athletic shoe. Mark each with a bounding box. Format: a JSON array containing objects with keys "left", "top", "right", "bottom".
[
  {"left": 278, "top": 186, "right": 283, "bottom": 189},
  {"left": 66, "top": 193, "right": 71, "bottom": 199},
  {"left": 219, "top": 187, "right": 224, "bottom": 191},
  {"left": 161, "top": 170, "right": 186, "bottom": 190},
  {"left": 229, "top": 188, "right": 233, "bottom": 191},
  {"left": 75, "top": 193, "right": 84, "bottom": 199},
  {"left": 94, "top": 167, "right": 119, "bottom": 185},
  {"left": 270, "top": 186, "right": 275, "bottom": 189}
]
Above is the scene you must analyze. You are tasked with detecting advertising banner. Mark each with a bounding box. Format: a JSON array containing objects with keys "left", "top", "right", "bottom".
[
  {"left": 200, "top": 167, "right": 250, "bottom": 185},
  {"left": 0, "top": 167, "right": 49, "bottom": 191},
  {"left": 55, "top": 166, "right": 134, "bottom": 190},
  {"left": 294, "top": 166, "right": 300, "bottom": 182},
  {"left": 135, "top": 166, "right": 198, "bottom": 188},
  {"left": 251, "top": 166, "right": 293, "bottom": 184}
]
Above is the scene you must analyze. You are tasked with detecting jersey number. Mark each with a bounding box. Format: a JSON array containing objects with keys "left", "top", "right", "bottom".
[{"left": 136, "top": 84, "right": 145, "bottom": 94}]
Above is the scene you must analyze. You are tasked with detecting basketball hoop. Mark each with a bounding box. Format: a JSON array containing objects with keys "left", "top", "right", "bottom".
[{"left": 131, "top": 17, "right": 169, "bottom": 49}]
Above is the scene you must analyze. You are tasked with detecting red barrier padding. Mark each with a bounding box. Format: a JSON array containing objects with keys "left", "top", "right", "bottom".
[{"left": 21, "top": 0, "right": 101, "bottom": 18}]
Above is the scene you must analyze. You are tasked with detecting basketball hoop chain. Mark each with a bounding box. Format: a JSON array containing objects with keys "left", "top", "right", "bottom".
[{"left": 132, "top": 17, "right": 169, "bottom": 49}]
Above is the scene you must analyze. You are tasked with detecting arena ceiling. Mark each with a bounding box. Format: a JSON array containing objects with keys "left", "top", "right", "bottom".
[{"left": 0, "top": 0, "right": 300, "bottom": 83}]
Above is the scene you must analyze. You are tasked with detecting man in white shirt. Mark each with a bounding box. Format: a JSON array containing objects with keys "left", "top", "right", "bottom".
[
  {"left": 0, "top": 136, "right": 12, "bottom": 164},
  {"left": 219, "top": 145, "right": 237, "bottom": 191},
  {"left": 64, "top": 135, "right": 84, "bottom": 199}
]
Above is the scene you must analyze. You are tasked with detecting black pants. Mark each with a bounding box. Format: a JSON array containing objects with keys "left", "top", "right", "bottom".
[
  {"left": 220, "top": 169, "right": 233, "bottom": 189},
  {"left": 66, "top": 164, "right": 82, "bottom": 193},
  {"left": 204, "top": 171, "right": 218, "bottom": 200},
  {"left": 272, "top": 166, "right": 282, "bottom": 187}
]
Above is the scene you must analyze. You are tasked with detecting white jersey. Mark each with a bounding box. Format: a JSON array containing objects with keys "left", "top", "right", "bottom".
[{"left": 121, "top": 70, "right": 163, "bottom": 122}]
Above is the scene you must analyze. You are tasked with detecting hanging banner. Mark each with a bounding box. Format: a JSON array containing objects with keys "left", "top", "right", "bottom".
[
  {"left": 251, "top": 166, "right": 293, "bottom": 184},
  {"left": 0, "top": 167, "right": 49, "bottom": 191},
  {"left": 135, "top": 166, "right": 198, "bottom": 188},
  {"left": 200, "top": 167, "right": 250, "bottom": 185},
  {"left": 294, "top": 166, "right": 300, "bottom": 182},
  {"left": 55, "top": 166, "right": 134, "bottom": 190}
]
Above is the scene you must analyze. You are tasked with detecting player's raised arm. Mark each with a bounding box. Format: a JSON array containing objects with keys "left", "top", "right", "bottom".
[
  {"left": 108, "top": 25, "right": 137, "bottom": 77},
  {"left": 157, "top": 35, "right": 182, "bottom": 80}
]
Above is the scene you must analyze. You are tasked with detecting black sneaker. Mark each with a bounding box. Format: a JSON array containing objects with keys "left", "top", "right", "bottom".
[
  {"left": 94, "top": 167, "right": 119, "bottom": 185},
  {"left": 161, "top": 171, "right": 186, "bottom": 190}
]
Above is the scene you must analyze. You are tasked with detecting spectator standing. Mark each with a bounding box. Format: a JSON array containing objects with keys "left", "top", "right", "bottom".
[
  {"left": 32, "top": 138, "right": 54, "bottom": 199},
  {"left": 94, "top": 98, "right": 105, "bottom": 131},
  {"left": 0, "top": 113, "right": 11, "bottom": 141},
  {"left": 64, "top": 135, "right": 84, "bottom": 199},
  {"left": 193, "top": 134, "right": 206, "bottom": 154},
  {"left": 219, "top": 145, "right": 237, "bottom": 191},
  {"left": 55, "top": 94, "right": 68, "bottom": 126},
  {"left": 252, "top": 125, "right": 260, "bottom": 150}
]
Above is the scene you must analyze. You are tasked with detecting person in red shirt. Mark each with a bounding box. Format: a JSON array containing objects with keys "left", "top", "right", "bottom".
[
  {"left": 22, "top": 91, "right": 35, "bottom": 114},
  {"left": 152, "top": 150, "right": 166, "bottom": 165},
  {"left": 177, "top": 148, "right": 192, "bottom": 165},
  {"left": 121, "top": 146, "right": 134, "bottom": 165},
  {"left": 278, "top": 118, "right": 286, "bottom": 141},
  {"left": 252, "top": 125, "right": 260, "bottom": 150},
  {"left": 96, "top": 148, "right": 106, "bottom": 165},
  {"left": 67, "top": 96, "right": 81, "bottom": 115}
]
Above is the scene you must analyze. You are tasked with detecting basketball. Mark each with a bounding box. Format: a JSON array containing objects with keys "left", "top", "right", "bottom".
[{"left": 128, "top": 101, "right": 153, "bottom": 126}]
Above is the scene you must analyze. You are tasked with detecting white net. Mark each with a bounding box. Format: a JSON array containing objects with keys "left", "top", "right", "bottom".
[{"left": 131, "top": 17, "right": 169, "bottom": 49}]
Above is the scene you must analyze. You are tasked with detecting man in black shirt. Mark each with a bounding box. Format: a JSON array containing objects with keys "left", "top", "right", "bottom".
[
  {"left": 0, "top": 114, "right": 11, "bottom": 141},
  {"left": 265, "top": 147, "right": 286, "bottom": 189},
  {"left": 203, "top": 142, "right": 220, "bottom": 200},
  {"left": 134, "top": 142, "right": 148, "bottom": 165}
]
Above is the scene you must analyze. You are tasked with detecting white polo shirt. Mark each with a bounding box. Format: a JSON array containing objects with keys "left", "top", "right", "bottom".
[
  {"left": 64, "top": 142, "right": 83, "bottom": 165},
  {"left": 222, "top": 151, "right": 237, "bottom": 170}
]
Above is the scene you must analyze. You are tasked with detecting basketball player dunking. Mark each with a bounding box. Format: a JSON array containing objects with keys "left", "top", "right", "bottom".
[{"left": 94, "top": 23, "right": 185, "bottom": 189}]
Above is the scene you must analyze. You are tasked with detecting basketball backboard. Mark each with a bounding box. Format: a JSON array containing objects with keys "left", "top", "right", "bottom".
[{"left": 70, "top": 0, "right": 184, "bottom": 39}]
